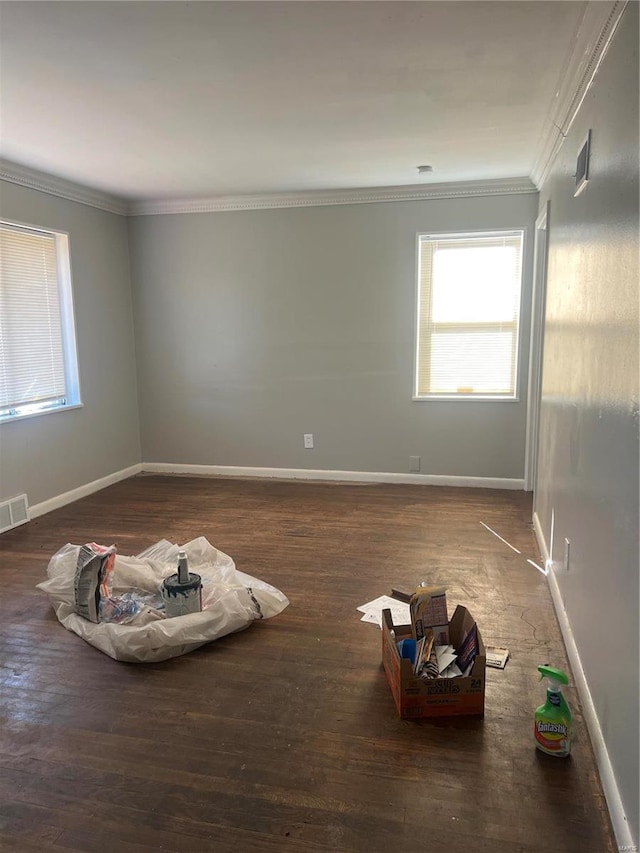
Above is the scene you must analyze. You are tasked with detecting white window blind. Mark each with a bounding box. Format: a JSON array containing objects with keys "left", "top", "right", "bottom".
[
  {"left": 0, "top": 222, "right": 79, "bottom": 417},
  {"left": 415, "top": 231, "right": 524, "bottom": 399}
]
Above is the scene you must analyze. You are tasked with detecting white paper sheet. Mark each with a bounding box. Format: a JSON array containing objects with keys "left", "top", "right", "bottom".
[
  {"left": 356, "top": 595, "right": 410, "bottom": 629},
  {"left": 435, "top": 644, "right": 458, "bottom": 674}
]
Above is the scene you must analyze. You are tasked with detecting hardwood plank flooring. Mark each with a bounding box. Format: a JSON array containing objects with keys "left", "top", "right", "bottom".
[{"left": 0, "top": 475, "right": 616, "bottom": 852}]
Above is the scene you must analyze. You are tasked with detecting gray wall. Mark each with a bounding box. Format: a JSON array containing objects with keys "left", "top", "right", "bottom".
[
  {"left": 0, "top": 182, "right": 141, "bottom": 506},
  {"left": 128, "top": 193, "right": 537, "bottom": 479},
  {"left": 535, "top": 4, "right": 639, "bottom": 842}
]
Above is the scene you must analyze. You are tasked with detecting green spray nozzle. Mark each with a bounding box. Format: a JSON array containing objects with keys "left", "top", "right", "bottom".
[{"left": 538, "top": 665, "right": 569, "bottom": 690}]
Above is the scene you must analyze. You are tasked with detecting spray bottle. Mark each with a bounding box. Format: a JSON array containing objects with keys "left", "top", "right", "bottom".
[{"left": 534, "top": 665, "right": 572, "bottom": 757}]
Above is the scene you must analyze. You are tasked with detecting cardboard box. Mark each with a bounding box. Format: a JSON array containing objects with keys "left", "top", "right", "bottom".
[{"left": 382, "top": 604, "right": 486, "bottom": 718}]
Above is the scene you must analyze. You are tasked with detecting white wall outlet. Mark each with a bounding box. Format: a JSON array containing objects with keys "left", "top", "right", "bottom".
[
  {"left": 409, "top": 455, "right": 421, "bottom": 472},
  {"left": 564, "top": 537, "right": 571, "bottom": 571},
  {"left": 303, "top": 433, "right": 314, "bottom": 449}
]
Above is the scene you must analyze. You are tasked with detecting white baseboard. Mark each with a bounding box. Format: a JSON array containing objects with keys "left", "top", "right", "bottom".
[
  {"left": 23, "top": 462, "right": 524, "bottom": 523},
  {"left": 29, "top": 463, "right": 142, "bottom": 519},
  {"left": 532, "top": 510, "right": 550, "bottom": 563},
  {"left": 532, "top": 510, "right": 635, "bottom": 850},
  {"left": 141, "top": 462, "right": 525, "bottom": 490}
]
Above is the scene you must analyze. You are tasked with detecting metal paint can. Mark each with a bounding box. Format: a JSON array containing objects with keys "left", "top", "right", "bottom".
[{"left": 161, "top": 572, "right": 202, "bottom": 617}]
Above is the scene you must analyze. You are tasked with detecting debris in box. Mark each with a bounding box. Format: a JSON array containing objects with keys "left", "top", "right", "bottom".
[
  {"left": 407, "top": 624, "right": 475, "bottom": 680},
  {"left": 409, "top": 584, "right": 449, "bottom": 645},
  {"left": 381, "top": 602, "right": 486, "bottom": 718},
  {"left": 364, "top": 584, "right": 486, "bottom": 717},
  {"left": 456, "top": 620, "right": 479, "bottom": 672},
  {"left": 37, "top": 537, "right": 289, "bottom": 663}
]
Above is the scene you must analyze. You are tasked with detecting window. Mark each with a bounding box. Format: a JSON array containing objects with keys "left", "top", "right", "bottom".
[
  {"left": 415, "top": 230, "right": 524, "bottom": 399},
  {"left": 0, "top": 221, "right": 81, "bottom": 421}
]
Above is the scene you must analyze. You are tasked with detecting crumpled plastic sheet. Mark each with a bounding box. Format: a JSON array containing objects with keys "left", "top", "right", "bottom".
[{"left": 37, "top": 536, "right": 289, "bottom": 663}]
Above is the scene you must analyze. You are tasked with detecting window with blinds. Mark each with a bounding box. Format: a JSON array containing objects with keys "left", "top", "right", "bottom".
[
  {"left": 0, "top": 221, "right": 80, "bottom": 420},
  {"left": 415, "top": 230, "right": 524, "bottom": 399}
]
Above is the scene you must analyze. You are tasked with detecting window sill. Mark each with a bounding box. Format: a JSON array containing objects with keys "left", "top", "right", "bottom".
[
  {"left": 0, "top": 402, "right": 84, "bottom": 425},
  {"left": 412, "top": 395, "right": 520, "bottom": 403}
]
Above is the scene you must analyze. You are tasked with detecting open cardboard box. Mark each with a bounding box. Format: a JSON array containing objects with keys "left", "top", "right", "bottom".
[{"left": 382, "top": 604, "right": 486, "bottom": 718}]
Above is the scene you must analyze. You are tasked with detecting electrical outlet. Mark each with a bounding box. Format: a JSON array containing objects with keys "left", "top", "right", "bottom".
[
  {"left": 409, "top": 455, "right": 421, "bottom": 472},
  {"left": 303, "top": 433, "right": 314, "bottom": 449},
  {"left": 564, "top": 538, "right": 571, "bottom": 571}
]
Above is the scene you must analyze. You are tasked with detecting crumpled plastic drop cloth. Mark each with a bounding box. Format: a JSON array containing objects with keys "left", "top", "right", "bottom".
[{"left": 37, "top": 536, "right": 289, "bottom": 663}]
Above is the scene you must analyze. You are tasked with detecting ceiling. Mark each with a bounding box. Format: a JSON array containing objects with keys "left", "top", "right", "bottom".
[{"left": 0, "top": 1, "right": 588, "bottom": 203}]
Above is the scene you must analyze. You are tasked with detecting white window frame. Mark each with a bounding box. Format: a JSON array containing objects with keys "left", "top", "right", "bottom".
[
  {"left": 0, "top": 219, "right": 82, "bottom": 423},
  {"left": 413, "top": 228, "right": 525, "bottom": 402}
]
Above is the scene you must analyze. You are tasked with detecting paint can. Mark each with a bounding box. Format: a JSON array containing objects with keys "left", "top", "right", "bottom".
[{"left": 162, "top": 571, "right": 202, "bottom": 617}]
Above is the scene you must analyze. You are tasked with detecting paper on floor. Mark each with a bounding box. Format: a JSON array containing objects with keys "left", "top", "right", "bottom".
[{"left": 357, "top": 594, "right": 410, "bottom": 629}]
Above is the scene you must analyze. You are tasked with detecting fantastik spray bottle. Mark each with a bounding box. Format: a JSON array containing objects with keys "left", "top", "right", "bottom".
[{"left": 534, "top": 665, "right": 573, "bottom": 757}]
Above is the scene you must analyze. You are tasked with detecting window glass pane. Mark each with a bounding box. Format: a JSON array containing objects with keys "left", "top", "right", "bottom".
[
  {"left": 0, "top": 222, "right": 79, "bottom": 419},
  {"left": 415, "top": 230, "right": 523, "bottom": 399},
  {"left": 432, "top": 245, "right": 519, "bottom": 323},
  {"left": 430, "top": 331, "right": 515, "bottom": 394}
]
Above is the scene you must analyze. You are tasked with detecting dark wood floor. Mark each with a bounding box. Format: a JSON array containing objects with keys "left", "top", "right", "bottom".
[{"left": 0, "top": 475, "right": 615, "bottom": 852}]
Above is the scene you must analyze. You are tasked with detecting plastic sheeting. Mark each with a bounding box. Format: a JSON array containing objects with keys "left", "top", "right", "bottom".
[{"left": 37, "top": 537, "right": 289, "bottom": 663}]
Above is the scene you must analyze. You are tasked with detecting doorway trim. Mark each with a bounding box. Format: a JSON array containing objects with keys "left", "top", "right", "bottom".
[{"left": 524, "top": 203, "right": 550, "bottom": 492}]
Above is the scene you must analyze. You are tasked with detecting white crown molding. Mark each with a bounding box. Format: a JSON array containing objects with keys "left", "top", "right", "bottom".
[
  {"left": 0, "top": 159, "right": 536, "bottom": 217},
  {"left": 128, "top": 177, "right": 537, "bottom": 216},
  {"left": 530, "top": 0, "right": 628, "bottom": 189},
  {"left": 0, "top": 158, "right": 129, "bottom": 216}
]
